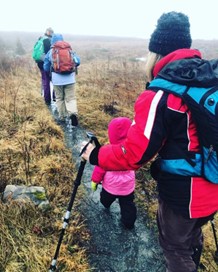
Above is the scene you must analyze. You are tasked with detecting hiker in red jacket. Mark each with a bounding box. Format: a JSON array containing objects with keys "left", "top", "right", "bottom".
[
  {"left": 81, "top": 12, "right": 218, "bottom": 272},
  {"left": 91, "top": 117, "right": 137, "bottom": 229}
]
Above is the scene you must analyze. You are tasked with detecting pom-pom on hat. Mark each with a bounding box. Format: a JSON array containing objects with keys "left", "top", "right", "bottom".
[{"left": 148, "top": 11, "right": 192, "bottom": 56}]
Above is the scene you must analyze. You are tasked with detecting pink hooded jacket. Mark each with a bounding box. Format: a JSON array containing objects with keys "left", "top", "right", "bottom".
[{"left": 91, "top": 117, "right": 135, "bottom": 195}]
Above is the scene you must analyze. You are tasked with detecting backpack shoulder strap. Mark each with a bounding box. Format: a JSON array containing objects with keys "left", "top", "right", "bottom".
[{"left": 148, "top": 78, "right": 188, "bottom": 97}]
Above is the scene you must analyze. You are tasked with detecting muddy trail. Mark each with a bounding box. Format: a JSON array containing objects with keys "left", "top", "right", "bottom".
[{"left": 49, "top": 104, "right": 166, "bottom": 272}]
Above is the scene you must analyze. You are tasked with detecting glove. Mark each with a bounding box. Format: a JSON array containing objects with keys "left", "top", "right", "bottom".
[{"left": 91, "top": 181, "right": 98, "bottom": 192}]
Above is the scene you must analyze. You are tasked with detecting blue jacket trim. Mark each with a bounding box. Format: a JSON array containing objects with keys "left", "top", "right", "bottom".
[{"left": 160, "top": 154, "right": 202, "bottom": 176}]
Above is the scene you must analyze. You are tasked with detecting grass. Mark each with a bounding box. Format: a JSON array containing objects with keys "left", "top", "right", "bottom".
[
  {"left": 0, "top": 37, "right": 217, "bottom": 271},
  {"left": 0, "top": 61, "right": 91, "bottom": 271}
]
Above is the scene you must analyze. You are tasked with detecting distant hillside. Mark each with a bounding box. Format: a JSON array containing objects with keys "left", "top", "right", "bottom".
[
  {"left": 0, "top": 31, "right": 218, "bottom": 59},
  {"left": 0, "top": 31, "right": 146, "bottom": 52}
]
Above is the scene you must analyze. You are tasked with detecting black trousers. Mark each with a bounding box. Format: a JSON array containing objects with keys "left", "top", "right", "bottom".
[
  {"left": 157, "top": 198, "right": 215, "bottom": 272},
  {"left": 100, "top": 188, "right": 137, "bottom": 228}
]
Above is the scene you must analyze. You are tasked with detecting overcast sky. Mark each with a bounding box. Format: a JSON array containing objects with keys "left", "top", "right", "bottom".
[{"left": 1, "top": 0, "right": 218, "bottom": 40}]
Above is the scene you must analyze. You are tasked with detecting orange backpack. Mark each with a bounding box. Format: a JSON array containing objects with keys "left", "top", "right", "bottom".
[{"left": 51, "top": 41, "right": 75, "bottom": 74}]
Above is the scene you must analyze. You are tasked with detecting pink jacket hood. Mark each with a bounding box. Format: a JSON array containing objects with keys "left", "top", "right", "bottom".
[{"left": 108, "top": 117, "right": 132, "bottom": 144}]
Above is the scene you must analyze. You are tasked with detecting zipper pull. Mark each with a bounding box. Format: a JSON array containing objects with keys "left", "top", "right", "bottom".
[{"left": 206, "top": 145, "right": 214, "bottom": 163}]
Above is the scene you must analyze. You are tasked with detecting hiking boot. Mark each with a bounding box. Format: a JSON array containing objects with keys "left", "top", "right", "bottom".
[
  {"left": 70, "top": 114, "right": 78, "bottom": 126},
  {"left": 120, "top": 219, "right": 134, "bottom": 230}
]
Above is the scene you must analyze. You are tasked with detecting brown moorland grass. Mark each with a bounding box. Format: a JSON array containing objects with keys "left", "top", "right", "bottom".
[
  {"left": 0, "top": 59, "right": 91, "bottom": 271},
  {"left": 0, "top": 36, "right": 217, "bottom": 271}
]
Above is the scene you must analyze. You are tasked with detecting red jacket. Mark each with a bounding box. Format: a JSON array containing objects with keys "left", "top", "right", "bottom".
[{"left": 93, "top": 49, "right": 218, "bottom": 219}]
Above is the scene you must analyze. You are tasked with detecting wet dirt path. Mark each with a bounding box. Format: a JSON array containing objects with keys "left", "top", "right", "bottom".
[{"left": 49, "top": 104, "right": 166, "bottom": 272}]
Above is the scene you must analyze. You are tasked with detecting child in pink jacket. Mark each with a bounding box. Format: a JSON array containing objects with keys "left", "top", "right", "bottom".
[{"left": 91, "top": 117, "right": 137, "bottom": 229}]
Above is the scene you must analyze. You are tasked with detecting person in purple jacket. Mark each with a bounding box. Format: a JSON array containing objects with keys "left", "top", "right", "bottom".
[
  {"left": 34, "top": 27, "right": 55, "bottom": 105},
  {"left": 91, "top": 117, "right": 137, "bottom": 229}
]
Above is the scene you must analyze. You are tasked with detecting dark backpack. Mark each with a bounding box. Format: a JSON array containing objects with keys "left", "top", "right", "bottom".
[
  {"left": 149, "top": 78, "right": 218, "bottom": 184},
  {"left": 32, "top": 36, "right": 46, "bottom": 62},
  {"left": 51, "top": 41, "right": 75, "bottom": 74}
]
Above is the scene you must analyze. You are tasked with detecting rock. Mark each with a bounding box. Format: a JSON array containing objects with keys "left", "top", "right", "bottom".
[{"left": 2, "top": 185, "right": 50, "bottom": 210}]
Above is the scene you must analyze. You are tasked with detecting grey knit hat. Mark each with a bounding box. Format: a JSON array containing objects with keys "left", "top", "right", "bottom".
[
  {"left": 148, "top": 11, "right": 192, "bottom": 56},
  {"left": 45, "top": 27, "right": 54, "bottom": 37}
]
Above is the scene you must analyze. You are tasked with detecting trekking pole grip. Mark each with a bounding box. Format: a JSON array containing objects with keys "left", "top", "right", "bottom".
[{"left": 79, "top": 132, "right": 101, "bottom": 157}]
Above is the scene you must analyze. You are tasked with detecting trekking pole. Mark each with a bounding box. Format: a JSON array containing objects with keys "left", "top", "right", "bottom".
[
  {"left": 49, "top": 132, "right": 100, "bottom": 271},
  {"left": 210, "top": 219, "right": 218, "bottom": 263}
]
